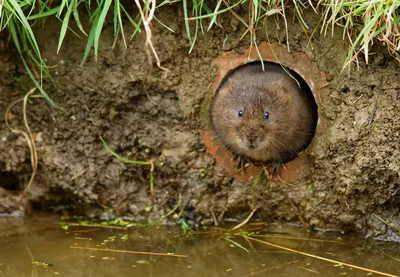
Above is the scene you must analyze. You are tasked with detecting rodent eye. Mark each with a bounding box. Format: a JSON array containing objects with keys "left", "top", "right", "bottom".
[
  {"left": 264, "top": 111, "right": 269, "bottom": 120},
  {"left": 238, "top": 110, "right": 244, "bottom": 118}
]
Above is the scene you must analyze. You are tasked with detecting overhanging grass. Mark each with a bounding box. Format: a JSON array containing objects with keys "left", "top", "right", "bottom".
[
  {"left": 0, "top": 0, "right": 399, "bottom": 106},
  {"left": 0, "top": 0, "right": 59, "bottom": 108},
  {"left": 318, "top": 0, "right": 400, "bottom": 68}
]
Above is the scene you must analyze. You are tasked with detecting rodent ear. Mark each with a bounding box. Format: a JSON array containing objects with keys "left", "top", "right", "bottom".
[
  {"left": 275, "top": 85, "right": 294, "bottom": 104},
  {"left": 217, "top": 80, "right": 235, "bottom": 99},
  {"left": 277, "top": 85, "right": 288, "bottom": 94},
  {"left": 275, "top": 83, "right": 291, "bottom": 96}
]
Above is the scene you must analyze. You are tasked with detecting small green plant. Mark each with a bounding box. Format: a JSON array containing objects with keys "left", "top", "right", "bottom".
[
  {"left": 99, "top": 139, "right": 192, "bottom": 230},
  {"left": 60, "top": 215, "right": 135, "bottom": 229},
  {"left": 100, "top": 136, "right": 155, "bottom": 199},
  {"left": 179, "top": 219, "right": 193, "bottom": 234},
  {"left": 374, "top": 214, "right": 400, "bottom": 236},
  {"left": 224, "top": 237, "right": 250, "bottom": 252}
]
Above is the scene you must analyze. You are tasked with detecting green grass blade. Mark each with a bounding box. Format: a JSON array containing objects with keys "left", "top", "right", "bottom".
[
  {"left": 99, "top": 137, "right": 151, "bottom": 165},
  {"left": 293, "top": 0, "right": 308, "bottom": 29},
  {"left": 154, "top": 16, "right": 175, "bottom": 33},
  {"left": 198, "top": 1, "right": 209, "bottom": 34},
  {"left": 73, "top": 0, "right": 87, "bottom": 35},
  {"left": 190, "top": 0, "right": 243, "bottom": 20},
  {"left": 182, "top": 0, "right": 192, "bottom": 43},
  {"left": 129, "top": 16, "right": 143, "bottom": 40},
  {"left": 8, "top": 19, "right": 62, "bottom": 110},
  {"left": 253, "top": 0, "right": 259, "bottom": 23},
  {"left": 157, "top": 0, "right": 180, "bottom": 8},
  {"left": 93, "top": 0, "right": 112, "bottom": 60},
  {"left": 57, "top": 0, "right": 74, "bottom": 53},
  {"left": 224, "top": 237, "right": 250, "bottom": 253},
  {"left": 188, "top": 0, "right": 199, "bottom": 53},
  {"left": 7, "top": 0, "right": 42, "bottom": 58},
  {"left": 113, "top": 0, "right": 118, "bottom": 36},
  {"left": 116, "top": 0, "right": 127, "bottom": 48},
  {"left": 27, "top": 6, "right": 60, "bottom": 20},
  {"left": 18, "top": 26, "right": 55, "bottom": 86},
  {"left": 201, "top": 2, "right": 212, "bottom": 14},
  {"left": 207, "top": 0, "right": 222, "bottom": 31},
  {"left": 119, "top": 4, "right": 141, "bottom": 32},
  {"left": 84, "top": 0, "right": 91, "bottom": 13},
  {"left": 81, "top": 10, "right": 99, "bottom": 64},
  {"left": 58, "top": 0, "right": 68, "bottom": 16},
  {"left": 344, "top": 11, "right": 380, "bottom": 67}
]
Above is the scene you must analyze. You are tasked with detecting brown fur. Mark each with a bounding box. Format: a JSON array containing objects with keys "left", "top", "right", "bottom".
[{"left": 210, "top": 62, "right": 318, "bottom": 164}]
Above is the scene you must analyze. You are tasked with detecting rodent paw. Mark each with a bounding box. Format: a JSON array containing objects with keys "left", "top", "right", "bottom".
[
  {"left": 262, "top": 162, "right": 285, "bottom": 181},
  {"left": 233, "top": 155, "right": 253, "bottom": 173},
  {"left": 271, "top": 163, "right": 283, "bottom": 175},
  {"left": 272, "top": 162, "right": 286, "bottom": 181}
]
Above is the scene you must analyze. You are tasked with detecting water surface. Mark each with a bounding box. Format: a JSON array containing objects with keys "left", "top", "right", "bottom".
[{"left": 0, "top": 215, "right": 399, "bottom": 277}]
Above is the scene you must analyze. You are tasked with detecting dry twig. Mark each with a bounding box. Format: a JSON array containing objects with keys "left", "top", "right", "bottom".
[
  {"left": 243, "top": 236, "right": 400, "bottom": 277},
  {"left": 70, "top": 246, "right": 187, "bottom": 258}
]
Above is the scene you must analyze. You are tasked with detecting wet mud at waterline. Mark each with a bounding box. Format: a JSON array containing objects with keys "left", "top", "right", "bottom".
[{"left": 0, "top": 7, "right": 399, "bottom": 239}]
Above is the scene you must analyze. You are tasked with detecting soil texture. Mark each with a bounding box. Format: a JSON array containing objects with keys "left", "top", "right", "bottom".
[{"left": 0, "top": 7, "right": 399, "bottom": 239}]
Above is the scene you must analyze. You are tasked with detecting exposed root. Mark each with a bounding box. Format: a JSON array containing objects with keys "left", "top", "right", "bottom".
[
  {"left": 134, "top": 0, "right": 169, "bottom": 74},
  {"left": 4, "top": 88, "right": 44, "bottom": 208},
  {"left": 231, "top": 168, "right": 263, "bottom": 230},
  {"left": 231, "top": 208, "right": 257, "bottom": 230}
]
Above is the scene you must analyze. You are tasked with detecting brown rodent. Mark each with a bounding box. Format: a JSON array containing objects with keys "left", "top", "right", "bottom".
[{"left": 210, "top": 61, "right": 318, "bottom": 166}]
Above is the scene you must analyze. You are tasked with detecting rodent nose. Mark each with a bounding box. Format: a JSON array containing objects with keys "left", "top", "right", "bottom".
[
  {"left": 247, "top": 129, "right": 257, "bottom": 144},
  {"left": 247, "top": 134, "right": 256, "bottom": 143}
]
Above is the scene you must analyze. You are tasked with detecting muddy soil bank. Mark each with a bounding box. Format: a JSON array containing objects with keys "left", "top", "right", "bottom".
[{"left": 0, "top": 7, "right": 399, "bottom": 238}]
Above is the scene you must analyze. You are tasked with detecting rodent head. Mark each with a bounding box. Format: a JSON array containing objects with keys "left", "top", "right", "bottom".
[{"left": 211, "top": 77, "right": 294, "bottom": 162}]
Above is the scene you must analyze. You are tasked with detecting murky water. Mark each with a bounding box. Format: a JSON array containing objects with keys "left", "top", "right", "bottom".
[{"left": 0, "top": 215, "right": 399, "bottom": 277}]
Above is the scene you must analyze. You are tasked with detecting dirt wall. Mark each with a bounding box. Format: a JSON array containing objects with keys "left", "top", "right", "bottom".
[{"left": 0, "top": 7, "right": 399, "bottom": 238}]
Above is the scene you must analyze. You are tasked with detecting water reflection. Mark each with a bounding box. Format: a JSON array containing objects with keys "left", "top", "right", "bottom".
[{"left": 0, "top": 216, "right": 399, "bottom": 277}]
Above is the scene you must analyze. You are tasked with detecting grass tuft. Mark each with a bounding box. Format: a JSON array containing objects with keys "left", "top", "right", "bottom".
[
  {"left": 1, "top": 0, "right": 60, "bottom": 108},
  {"left": 318, "top": 0, "right": 400, "bottom": 67},
  {"left": 1, "top": 0, "right": 400, "bottom": 106}
]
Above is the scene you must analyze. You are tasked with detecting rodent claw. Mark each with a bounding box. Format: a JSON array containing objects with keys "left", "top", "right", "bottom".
[
  {"left": 270, "top": 162, "right": 285, "bottom": 181},
  {"left": 234, "top": 155, "right": 252, "bottom": 173}
]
